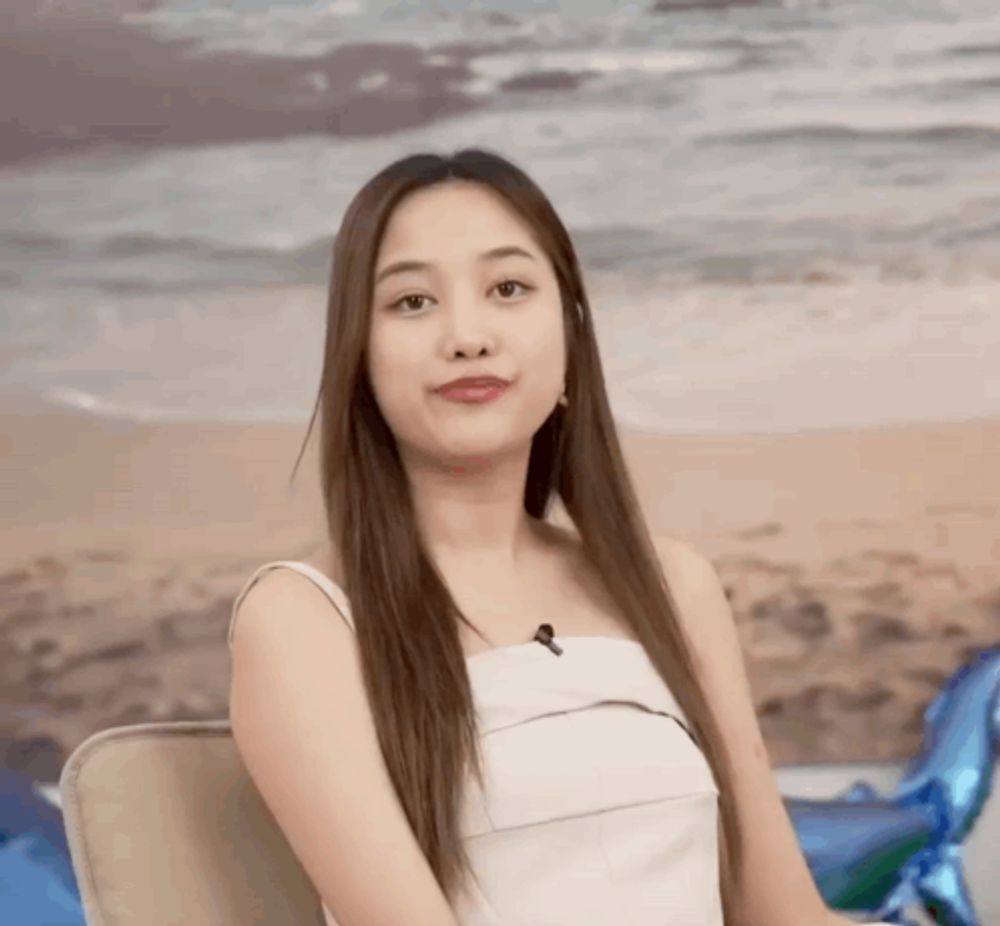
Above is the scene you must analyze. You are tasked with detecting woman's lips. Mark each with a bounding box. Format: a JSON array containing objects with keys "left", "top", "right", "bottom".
[{"left": 437, "top": 382, "right": 509, "bottom": 403}]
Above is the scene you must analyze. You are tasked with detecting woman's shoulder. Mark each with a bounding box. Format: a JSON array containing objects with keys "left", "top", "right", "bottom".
[
  {"left": 651, "top": 533, "right": 699, "bottom": 565},
  {"left": 228, "top": 544, "right": 352, "bottom": 650},
  {"left": 650, "top": 534, "right": 715, "bottom": 583},
  {"left": 238, "top": 543, "right": 346, "bottom": 599}
]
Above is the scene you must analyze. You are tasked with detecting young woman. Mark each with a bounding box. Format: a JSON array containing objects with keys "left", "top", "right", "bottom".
[{"left": 227, "top": 149, "right": 874, "bottom": 926}]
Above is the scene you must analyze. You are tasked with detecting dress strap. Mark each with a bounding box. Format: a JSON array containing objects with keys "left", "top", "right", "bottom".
[{"left": 228, "top": 560, "right": 356, "bottom": 649}]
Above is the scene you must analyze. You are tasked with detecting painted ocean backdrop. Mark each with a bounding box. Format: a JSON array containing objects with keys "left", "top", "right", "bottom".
[{"left": 2, "top": 0, "right": 999, "bottom": 434}]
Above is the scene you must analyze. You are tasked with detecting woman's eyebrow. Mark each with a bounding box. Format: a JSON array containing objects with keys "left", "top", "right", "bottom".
[{"left": 374, "top": 245, "right": 536, "bottom": 286}]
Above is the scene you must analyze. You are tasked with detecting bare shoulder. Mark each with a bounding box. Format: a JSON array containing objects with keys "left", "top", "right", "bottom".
[
  {"left": 650, "top": 535, "right": 729, "bottom": 650},
  {"left": 651, "top": 534, "right": 717, "bottom": 592},
  {"left": 649, "top": 534, "right": 741, "bottom": 690},
  {"left": 229, "top": 553, "right": 350, "bottom": 654}
]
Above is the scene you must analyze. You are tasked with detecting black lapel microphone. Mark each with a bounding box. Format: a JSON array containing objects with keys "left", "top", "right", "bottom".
[{"left": 533, "top": 623, "right": 563, "bottom": 656}]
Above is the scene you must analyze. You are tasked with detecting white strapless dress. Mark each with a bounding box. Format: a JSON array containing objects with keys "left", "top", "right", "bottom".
[{"left": 230, "top": 560, "right": 725, "bottom": 926}]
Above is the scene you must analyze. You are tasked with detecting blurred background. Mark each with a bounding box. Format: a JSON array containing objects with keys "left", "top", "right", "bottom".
[{"left": 1, "top": 0, "right": 998, "bottom": 789}]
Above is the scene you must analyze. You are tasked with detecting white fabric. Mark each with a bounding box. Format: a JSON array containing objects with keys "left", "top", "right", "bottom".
[{"left": 230, "top": 561, "right": 727, "bottom": 925}]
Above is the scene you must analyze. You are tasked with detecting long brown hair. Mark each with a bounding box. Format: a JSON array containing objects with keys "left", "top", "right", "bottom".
[{"left": 290, "top": 148, "right": 743, "bottom": 922}]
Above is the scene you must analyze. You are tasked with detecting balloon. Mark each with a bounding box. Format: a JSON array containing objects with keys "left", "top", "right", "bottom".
[{"left": 786, "top": 645, "right": 1000, "bottom": 925}]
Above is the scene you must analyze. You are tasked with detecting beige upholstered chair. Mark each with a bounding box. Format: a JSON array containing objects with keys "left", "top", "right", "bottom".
[
  {"left": 58, "top": 720, "right": 327, "bottom": 926},
  {"left": 58, "top": 720, "right": 997, "bottom": 925}
]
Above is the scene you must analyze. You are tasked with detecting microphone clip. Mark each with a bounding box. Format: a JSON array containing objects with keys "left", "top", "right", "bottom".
[{"left": 534, "top": 623, "right": 563, "bottom": 656}]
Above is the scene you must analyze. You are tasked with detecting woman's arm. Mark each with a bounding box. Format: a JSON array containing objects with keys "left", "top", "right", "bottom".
[{"left": 229, "top": 569, "right": 462, "bottom": 926}]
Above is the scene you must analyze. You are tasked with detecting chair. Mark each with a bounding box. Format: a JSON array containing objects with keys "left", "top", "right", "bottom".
[
  {"left": 58, "top": 721, "right": 997, "bottom": 925},
  {"left": 58, "top": 720, "right": 327, "bottom": 926}
]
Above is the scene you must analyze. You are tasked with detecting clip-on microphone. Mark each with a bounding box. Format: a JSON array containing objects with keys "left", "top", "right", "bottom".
[{"left": 533, "top": 623, "right": 563, "bottom": 656}]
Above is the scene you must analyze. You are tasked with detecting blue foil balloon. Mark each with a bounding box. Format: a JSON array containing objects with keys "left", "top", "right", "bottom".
[{"left": 785, "top": 645, "right": 1000, "bottom": 926}]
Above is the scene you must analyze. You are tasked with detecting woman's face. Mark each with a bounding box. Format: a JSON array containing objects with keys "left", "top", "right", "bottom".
[{"left": 367, "top": 180, "right": 567, "bottom": 468}]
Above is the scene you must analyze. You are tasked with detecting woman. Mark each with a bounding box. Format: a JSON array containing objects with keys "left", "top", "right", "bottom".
[{"left": 227, "top": 148, "right": 876, "bottom": 926}]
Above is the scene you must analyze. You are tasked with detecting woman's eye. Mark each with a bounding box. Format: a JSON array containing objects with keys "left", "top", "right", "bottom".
[
  {"left": 495, "top": 279, "right": 533, "bottom": 299},
  {"left": 392, "top": 293, "right": 429, "bottom": 313},
  {"left": 390, "top": 279, "right": 533, "bottom": 313}
]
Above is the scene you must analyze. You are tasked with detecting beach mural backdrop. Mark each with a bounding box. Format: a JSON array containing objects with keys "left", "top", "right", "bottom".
[{"left": 1, "top": 0, "right": 998, "bottom": 791}]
